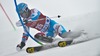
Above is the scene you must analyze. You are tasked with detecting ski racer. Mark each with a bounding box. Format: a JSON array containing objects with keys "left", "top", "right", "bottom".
[{"left": 16, "top": 3, "right": 72, "bottom": 50}]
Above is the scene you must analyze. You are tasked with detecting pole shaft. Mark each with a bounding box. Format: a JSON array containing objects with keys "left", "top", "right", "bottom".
[{"left": 0, "top": 3, "right": 16, "bottom": 30}]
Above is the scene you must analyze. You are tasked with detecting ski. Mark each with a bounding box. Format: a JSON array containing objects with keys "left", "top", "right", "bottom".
[
  {"left": 26, "top": 40, "right": 73, "bottom": 53},
  {"left": 26, "top": 46, "right": 43, "bottom": 53},
  {"left": 26, "top": 36, "right": 99, "bottom": 53}
]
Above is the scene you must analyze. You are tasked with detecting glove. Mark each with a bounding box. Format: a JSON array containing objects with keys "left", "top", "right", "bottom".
[{"left": 23, "top": 20, "right": 28, "bottom": 24}]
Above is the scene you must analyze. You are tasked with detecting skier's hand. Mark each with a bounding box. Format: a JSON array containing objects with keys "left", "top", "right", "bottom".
[
  {"left": 58, "top": 15, "right": 61, "bottom": 18},
  {"left": 23, "top": 20, "right": 28, "bottom": 24}
]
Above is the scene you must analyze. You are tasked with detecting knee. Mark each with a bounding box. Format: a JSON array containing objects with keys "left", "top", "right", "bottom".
[
  {"left": 59, "top": 30, "right": 71, "bottom": 38},
  {"left": 54, "top": 24, "right": 67, "bottom": 33},
  {"left": 34, "top": 32, "right": 45, "bottom": 38},
  {"left": 59, "top": 32, "right": 68, "bottom": 38}
]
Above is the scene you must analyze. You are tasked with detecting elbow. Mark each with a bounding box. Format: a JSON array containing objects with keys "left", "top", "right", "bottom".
[{"left": 16, "top": 21, "right": 22, "bottom": 27}]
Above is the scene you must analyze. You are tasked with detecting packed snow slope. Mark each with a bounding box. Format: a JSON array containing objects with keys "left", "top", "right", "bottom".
[{"left": 0, "top": 0, "right": 100, "bottom": 56}]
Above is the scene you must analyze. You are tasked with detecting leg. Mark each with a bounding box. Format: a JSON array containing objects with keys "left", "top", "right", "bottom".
[
  {"left": 53, "top": 24, "right": 75, "bottom": 41},
  {"left": 48, "top": 20, "right": 70, "bottom": 38},
  {"left": 56, "top": 24, "right": 83, "bottom": 41},
  {"left": 53, "top": 24, "right": 68, "bottom": 38},
  {"left": 34, "top": 32, "right": 53, "bottom": 43}
]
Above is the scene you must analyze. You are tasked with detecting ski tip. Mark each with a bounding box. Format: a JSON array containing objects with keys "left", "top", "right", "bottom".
[
  {"left": 58, "top": 41, "right": 67, "bottom": 47},
  {"left": 26, "top": 47, "right": 34, "bottom": 53},
  {"left": 58, "top": 40, "right": 72, "bottom": 47}
]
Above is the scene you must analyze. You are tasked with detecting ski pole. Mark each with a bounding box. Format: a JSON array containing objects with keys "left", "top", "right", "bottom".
[
  {"left": 50, "top": 15, "right": 61, "bottom": 18},
  {"left": 27, "top": 15, "right": 61, "bottom": 22},
  {"left": 0, "top": 3, "right": 16, "bottom": 31}
]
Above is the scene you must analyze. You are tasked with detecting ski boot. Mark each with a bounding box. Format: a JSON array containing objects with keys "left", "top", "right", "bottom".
[{"left": 16, "top": 42, "right": 25, "bottom": 51}]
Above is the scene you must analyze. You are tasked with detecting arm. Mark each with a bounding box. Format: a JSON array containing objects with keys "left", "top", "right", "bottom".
[
  {"left": 16, "top": 20, "right": 30, "bottom": 43},
  {"left": 16, "top": 19, "right": 28, "bottom": 27}
]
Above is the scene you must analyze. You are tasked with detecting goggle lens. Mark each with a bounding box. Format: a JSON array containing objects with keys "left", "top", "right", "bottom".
[{"left": 19, "top": 7, "right": 28, "bottom": 14}]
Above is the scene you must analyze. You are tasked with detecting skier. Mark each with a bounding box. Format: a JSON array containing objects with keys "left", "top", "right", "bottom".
[{"left": 16, "top": 3, "right": 72, "bottom": 50}]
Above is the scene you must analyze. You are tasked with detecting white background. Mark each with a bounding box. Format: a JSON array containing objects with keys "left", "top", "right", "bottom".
[{"left": 0, "top": 0, "right": 100, "bottom": 56}]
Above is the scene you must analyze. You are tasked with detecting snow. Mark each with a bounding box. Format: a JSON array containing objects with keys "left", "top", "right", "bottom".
[{"left": 0, "top": 0, "right": 100, "bottom": 56}]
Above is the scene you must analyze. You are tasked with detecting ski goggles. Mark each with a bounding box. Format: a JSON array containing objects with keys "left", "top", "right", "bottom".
[{"left": 19, "top": 7, "right": 29, "bottom": 14}]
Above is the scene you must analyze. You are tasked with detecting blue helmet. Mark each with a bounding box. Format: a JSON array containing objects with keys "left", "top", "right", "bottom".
[{"left": 17, "top": 3, "right": 28, "bottom": 13}]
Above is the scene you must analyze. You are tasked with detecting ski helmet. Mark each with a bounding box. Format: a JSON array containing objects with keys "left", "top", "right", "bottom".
[{"left": 17, "top": 3, "right": 28, "bottom": 14}]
